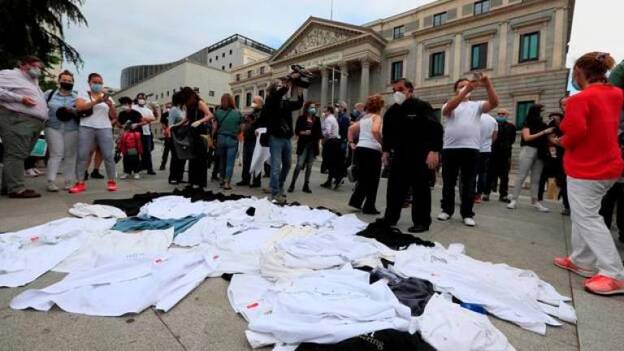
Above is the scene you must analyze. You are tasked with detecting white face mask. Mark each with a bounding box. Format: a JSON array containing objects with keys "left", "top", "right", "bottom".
[
  {"left": 251, "top": 102, "right": 258, "bottom": 109},
  {"left": 138, "top": 99, "right": 146, "bottom": 106},
  {"left": 393, "top": 91, "right": 407, "bottom": 105}
]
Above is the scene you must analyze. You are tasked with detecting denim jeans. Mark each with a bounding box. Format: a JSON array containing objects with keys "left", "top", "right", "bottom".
[
  {"left": 269, "top": 136, "right": 292, "bottom": 196},
  {"left": 217, "top": 134, "right": 239, "bottom": 182}
]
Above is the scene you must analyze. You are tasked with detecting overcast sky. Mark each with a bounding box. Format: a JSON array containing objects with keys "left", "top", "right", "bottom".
[{"left": 63, "top": 0, "right": 624, "bottom": 91}]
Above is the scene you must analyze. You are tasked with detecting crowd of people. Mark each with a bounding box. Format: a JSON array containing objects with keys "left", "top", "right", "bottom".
[{"left": 0, "top": 51, "right": 623, "bottom": 295}]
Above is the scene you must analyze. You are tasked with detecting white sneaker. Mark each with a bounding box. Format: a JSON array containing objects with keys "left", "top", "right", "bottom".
[
  {"left": 463, "top": 217, "right": 476, "bottom": 227},
  {"left": 437, "top": 212, "right": 451, "bottom": 221},
  {"left": 133, "top": 173, "right": 141, "bottom": 180},
  {"left": 507, "top": 200, "right": 517, "bottom": 209},
  {"left": 533, "top": 202, "right": 550, "bottom": 213},
  {"left": 24, "top": 168, "right": 38, "bottom": 177},
  {"left": 46, "top": 182, "right": 59, "bottom": 192},
  {"left": 120, "top": 173, "right": 129, "bottom": 179}
]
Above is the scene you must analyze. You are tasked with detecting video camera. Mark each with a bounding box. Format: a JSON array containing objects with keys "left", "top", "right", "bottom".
[{"left": 285, "top": 64, "right": 312, "bottom": 89}]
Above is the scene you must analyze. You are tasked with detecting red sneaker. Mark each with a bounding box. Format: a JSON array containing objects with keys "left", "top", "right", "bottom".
[
  {"left": 584, "top": 274, "right": 624, "bottom": 295},
  {"left": 554, "top": 257, "right": 596, "bottom": 278},
  {"left": 68, "top": 182, "right": 86, "bottom": 194},
  {"left": 107, "top": 180, "right": 117, "bottom": 192},
  {"left": 474, "top": 195, "right": 482, "bottom": 204}
]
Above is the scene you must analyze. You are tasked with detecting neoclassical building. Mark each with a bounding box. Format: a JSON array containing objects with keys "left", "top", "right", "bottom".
[{"left": 231, "top": 0, "right": 575, "bottom": 125}]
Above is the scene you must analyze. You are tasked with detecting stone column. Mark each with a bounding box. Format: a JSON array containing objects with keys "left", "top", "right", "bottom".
[
  {"left": 552, "top": 8, "right": 566, "bottom": 69},
  {"left": 339, "top": 62, "right": 348, "bottom": 105},
  {"left": 320, "top": 68, "right": 329, "bottom": 109},
  {"left": 360, "top": 59, "right": 370, "bottom": 102},
  {"left": 452, "top": 33, "right": 462, "bottom": 80},
  {"left": 498, "top": 22, "right": 509, "bottom": 76}
]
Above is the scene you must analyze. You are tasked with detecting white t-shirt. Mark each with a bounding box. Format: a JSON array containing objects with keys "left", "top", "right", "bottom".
[
  {"left": 479, "top": 114, "right": 499, "bottom": 152},
  {"left": 442, "top": 100, "right": 485, "bottom": 150},
  {"left": 78, "top": 91, "right": 113, "bottom": 129},
  {"left": 132, "top": 105, "right": 154, "bottom": 135}
]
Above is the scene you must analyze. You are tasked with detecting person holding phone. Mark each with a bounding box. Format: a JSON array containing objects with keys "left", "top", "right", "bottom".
[
  {"left": 69, "top": 72, "right": 118, "bottom": 193},
  {"left": 507, "top": 104, "right": 553, "bottom": 211}
]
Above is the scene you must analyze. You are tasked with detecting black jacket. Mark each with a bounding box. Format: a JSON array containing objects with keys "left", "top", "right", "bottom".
[
  {"left": 492, "top": 121, "right": 517, "bottom": 157},
  {"left": 259, "top": 87, "right": 304, "bottom": 138},
  {"left": 382, "top": 97, "right": 443, "bottom": 162},
  {"left": 295, "top": 115, "right": 322, "bottom": 156}
]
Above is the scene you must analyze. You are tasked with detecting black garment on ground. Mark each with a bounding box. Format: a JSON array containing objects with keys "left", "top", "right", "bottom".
[
  {"left": 296, "top": 329, "right": 434, "bottom": 351},
  {"left": 370, "top": 268, "right": 434, "bottom": 317},
  {"left": 356, "top": 220, "right": 434, "bottom": 250}
]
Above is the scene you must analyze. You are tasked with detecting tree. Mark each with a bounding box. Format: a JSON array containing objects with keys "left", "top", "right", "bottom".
[{"left": 0, "top": 0, "right": 87, "bottom": 70}]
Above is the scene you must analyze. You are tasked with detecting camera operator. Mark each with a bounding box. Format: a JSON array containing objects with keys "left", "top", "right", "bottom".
[{"left": 259, "top": 77, "right": 304, "bottom": 203}]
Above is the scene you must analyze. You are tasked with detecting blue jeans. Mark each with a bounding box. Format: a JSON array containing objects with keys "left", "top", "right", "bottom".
[
  {"left": 269, "top": 136, "right": 292, "bottom": 196},
  {"left": 217, "top": 134, "right": 239, "bottom": 182}
]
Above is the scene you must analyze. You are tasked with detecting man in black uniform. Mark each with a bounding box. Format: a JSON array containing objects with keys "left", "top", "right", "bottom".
[{"left": 379, "top": 78, "right": 443, "bottom": 233}]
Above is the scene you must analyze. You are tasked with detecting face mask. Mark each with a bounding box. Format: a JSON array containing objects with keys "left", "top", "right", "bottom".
[
  {"left": 393, "top": 91, "right": 407, "bottom": 105},
  {"left": 59, "top": 82, "right": 73, "bottom": 91},
  {"left": 251, "top": 102, "right": 258, "bottom": 109},
  {"left": 27, "top": 67, "right": 42, "bottom": 79},
  {"left": 308, "top": 108, "right": 317, "bottom": 116},
  {"left": 496, "top": 116, "right": 507, "bottom": 122},
  {"left": 90, "top": 84, "right": 103, "bottom": 93},
  {"left": 138, "top": 99, "right": 146, "bottom": 106}
]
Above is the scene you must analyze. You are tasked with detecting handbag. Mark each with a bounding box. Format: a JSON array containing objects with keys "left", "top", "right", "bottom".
[
  {"left": 171, "top": 125, "right": 196, "bottom": 160},
  {"left": 30, "top": 138, "right": 47, "bottom": 157}
]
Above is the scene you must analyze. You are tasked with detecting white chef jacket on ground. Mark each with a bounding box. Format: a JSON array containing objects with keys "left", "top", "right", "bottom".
[
  {"left": 68, "top": 202, "right": 127, "bottom": 219},
  {"left": 138, "top": 196, "right": 209, "bottom": 220},
  {"left": 241, "top": 267, "right": 413, "bottom": 348},
  {"left": 418, "top": 294, "right": 516, "bottom": 351},
  {"left": 11, "top": 250, "right": 219, "bottom": 316},
  {"left": 0, "top": 218, "right": 115, "bottom": 287},
  {"left": 53, "top": 228, "right": 174, "bottom": 273},
  {"left": 394, "top": 244, "right": 574, "bottom": 334}
]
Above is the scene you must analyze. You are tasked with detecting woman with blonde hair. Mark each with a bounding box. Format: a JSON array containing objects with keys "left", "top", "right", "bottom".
[
  {"left": 553, "top": 52, "right": 624, "bottom": 295},
  {"left": 347, "top": 95, "right": 384, "bottom": 214}
]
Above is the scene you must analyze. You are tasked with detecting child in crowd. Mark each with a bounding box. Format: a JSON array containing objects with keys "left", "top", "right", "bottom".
[{"left": 118, "top": 121, "right": 143, "bottom": 180}]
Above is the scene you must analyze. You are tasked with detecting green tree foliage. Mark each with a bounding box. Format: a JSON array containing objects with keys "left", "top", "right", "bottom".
[{"left": 0, "top": 0, "right": 88, "bottom": 70}]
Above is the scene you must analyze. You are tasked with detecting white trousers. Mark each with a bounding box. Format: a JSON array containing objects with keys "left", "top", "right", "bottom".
[
  {"left": 568, "top": 176, "right": 624, "bottom": 279},
  {"left": 45, "top": 127, "right": 78, "bottom": 184}
]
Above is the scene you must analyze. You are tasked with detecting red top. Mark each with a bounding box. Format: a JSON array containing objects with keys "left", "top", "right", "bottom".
[
  {"left": 561, "top": 84, "right": 624, "bottom": 180},
  {"left": 118, "top": 131, "right": 143, "bottom": 155}
]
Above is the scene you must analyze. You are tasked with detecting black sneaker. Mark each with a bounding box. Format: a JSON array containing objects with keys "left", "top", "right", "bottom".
[
  {"left": 159, "top": 164, "right": 166, "bottom": 171},
  {"left": 408, "top": 225, "right": 430, "bottom": 233},
  {"left": 302, "top": 183, "right": 312, "bottom": 193},
  {"left": 147, "top": 170, "right": 156, "bottom": 175},
  {"left": 90, "top": 170, "right": 104, "bottom": 179}
]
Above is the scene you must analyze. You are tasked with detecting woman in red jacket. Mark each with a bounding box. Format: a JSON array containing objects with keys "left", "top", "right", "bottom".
[{"left": 554, "top": 52, "right": 624, "bottom": 295}]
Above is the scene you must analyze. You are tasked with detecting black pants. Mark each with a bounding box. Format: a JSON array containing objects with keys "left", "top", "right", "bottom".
[
  {"left": 485, "top": 151, "right": 511, "bottom": 197},
  {"left": 537, "top": 160, "right": 569, "bottom": 209},
  {"left": 384, "top": 156, "right": 432, "bottom": 227},
  {"left": 474, "top": 152, "right": 491, "bottom": 196},
  {"left": 349, "top": 147, "right": 381, "bottom": 211},
  {"left": 441, "top": 148, "right": 479, "bottom": 218},
  {"left": 122, "top": 154, "right": 140, "bottom": 174},
  {"left": 160, "top": 137, "right": 171, "bottom": 167},
  {"left": 600, "top": 182, "right": 624, "bottom": 237},
  {"left": 140, "top": 134, "right": 154, "bottom": 172},
  {"left": 168, "top": 142, "right": 186, "bottom": 183},
  {"left": 241, "top": 140, "right": 259, "bottom": 184},
  {"left": 324, "top": 139, "right": 344, "bottom": 183}
]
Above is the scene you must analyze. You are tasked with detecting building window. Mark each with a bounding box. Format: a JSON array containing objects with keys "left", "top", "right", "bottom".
[
  {"left": 234, "top": 95, "right": 240, "bottom": 109},
  {"left": 391, "top": 61, "right": 403, "bottom": 82},
  {"left": 166, "top": 90, "right": 169, "bottom": 97},
  {"left": 209, "top": 58, "right": 212, "bottom": 63},
  {"left": 229, "top": 63, "right": 232, "bottom": 68},
  {"left": 519, "top": 32, "right": 540, "bottom": 62},
  {"left": 160, "top": 92, "right": 164, "bottom": 99},
  {"left": 516, "top": 100, "right": 535, "bottom": 127},
  {"left": 247, "top": 70, "right": 253, "bottom": 78},
  {"left": 246, "top": 92, "right": 252, "bottom": 107},
  {"left": 236, "top": 74, "right": 241, "bottom": 81},
  {"left": 222, "top": 66, "right": 225, "bottom": 70},
  {"left": 471, "top": 43, "right": 488, "bottom": 70},
  {"left": 259, "top": 66, "right": 265, "bottom": 74},
  {"left": 215, "top": 56, "right": 218, "bottom": 61},
  {"left": 222, "top": 53, "right": 225, "bottom": 58},
  {"left": 429, "top": 52, "right": 445, "bottom": 77},
  {"left": 259, "top": 90, "right": 265, "bottom": 98},
  {"left": 433, "top": 12, "right": 447, "bottom": 27},
  {"left": 474, "top": 0, "right": 490, "bottom": 15},
  {"left": 393, "top": 25, "right": 405, "bottom": 39},
  {"left": 229, "top": 49, "right": 233, "bottom": 55},
  {"left": 209, "top": 90, "right": 215, "bottom": 97}
]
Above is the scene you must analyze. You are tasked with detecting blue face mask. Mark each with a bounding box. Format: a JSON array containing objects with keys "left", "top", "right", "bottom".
[
  {"left": 496, "top": 116, "right": 507, "bottom": 122},
  {"left": 308, "top": 108, "right": 317, "bottom": 116},
  {"left": 90, "top": 83, "right": 103, "bottom": 93}
]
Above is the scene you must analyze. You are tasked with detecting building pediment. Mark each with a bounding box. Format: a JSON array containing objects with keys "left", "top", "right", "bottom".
[{"left": 270, "top": 17, "right": 386, "bottom": 64}]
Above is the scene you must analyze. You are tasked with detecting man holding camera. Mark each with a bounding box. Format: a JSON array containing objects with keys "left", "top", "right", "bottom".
[
  {"left": 0, "top": 56, "right": 48, "bottom": 198},
  {"left": 259, "top": 75, "right": 305, "bottom": 203}
]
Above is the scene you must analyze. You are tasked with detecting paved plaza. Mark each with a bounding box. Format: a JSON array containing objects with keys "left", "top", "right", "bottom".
[{"left": 1, "top": 145, "right": 623, "bottom": 351}]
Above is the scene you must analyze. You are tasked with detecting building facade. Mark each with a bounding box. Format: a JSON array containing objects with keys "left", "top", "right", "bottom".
[
  {"left": 116, "top": 34, "right": 274, "bottom": 105},
  {"left": 231, "top": 0, "right": 575, "bottom": 125}
]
